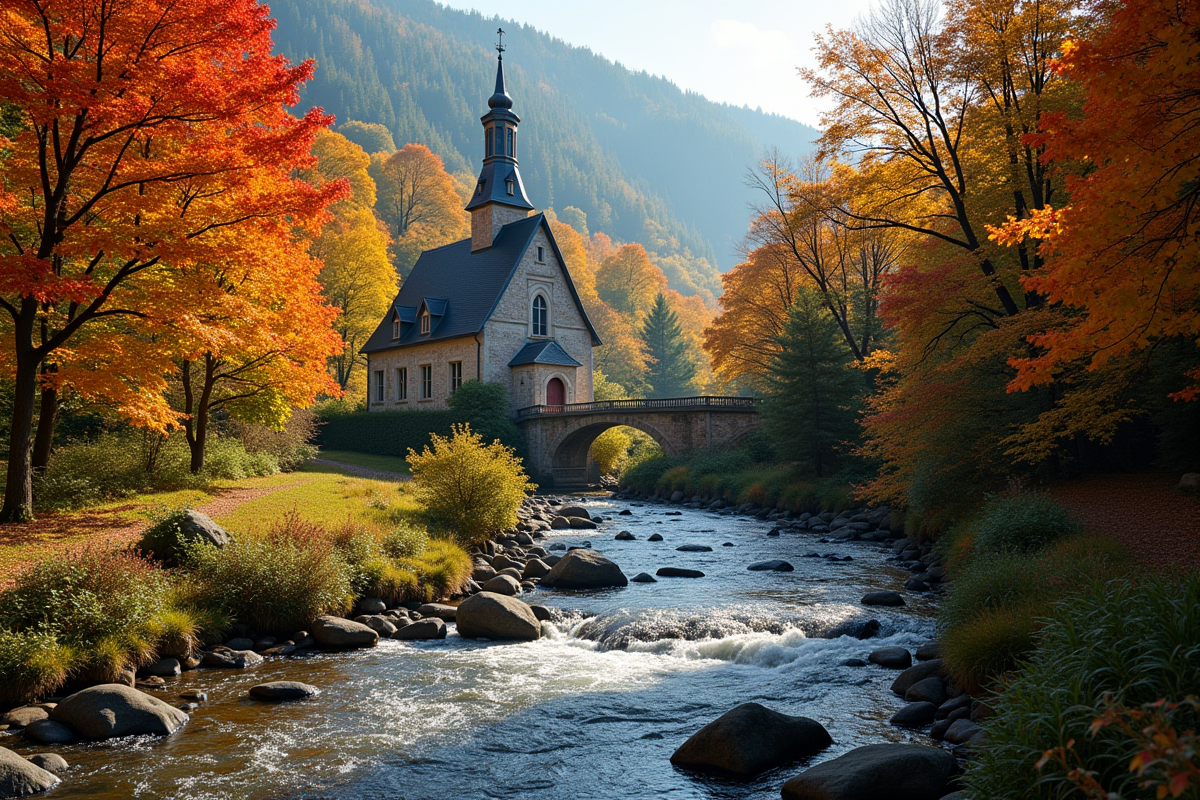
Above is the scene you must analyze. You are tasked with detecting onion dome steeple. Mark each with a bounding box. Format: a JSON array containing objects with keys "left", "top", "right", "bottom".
[{"left": 467, "top": 28, "right": 533, "bottom": 251}]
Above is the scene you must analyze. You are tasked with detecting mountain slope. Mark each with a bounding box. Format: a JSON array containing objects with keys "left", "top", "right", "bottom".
[{"left": 270, "top": 0, "right": 819, "bottom": 300}]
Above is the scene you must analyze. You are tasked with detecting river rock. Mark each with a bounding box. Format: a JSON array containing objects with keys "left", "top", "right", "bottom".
[
  {"left": 201, "top": 649, "right": 263, "bottom": 668},
  {"left": 905, "top": 676, "right": 947, "bottom": 706},
  {"left": 139, "top": 657, "right": 181, "bottom": 678},
  {"left": 558, "top": 505, "right": 590, "bottom": 519},
  {"left": 225, "top": 637, "right": 255, "bottom": 650},
  {"left": 482, "top": 574, "right": 522, "bottom": 595},
  {"left": 676, "top": 544, "right": 713, "bottom": 552},
  {"left": 550, "top": 516, "right": 572, "bottom": 529},
  {"left": 364, "top": 615, "right": 398, "bottom": 637},
  {"left": 417, "top": 603, "right": 457, "bottom": 621},
  {"left": 492, "top": 554, "right": 524, "bottom": 572},
  {"left": 915, "top": 642, "right": 942, "bottom": 661},
  {"left": 890, "top": 702, "right": 938, "bottom": 727},
  {"left": 25, "top": 753, "right": 68, "bottom": 776},
  {"left": 647, "top": 533, "right": 664, "bottom": 542},
  {"left": 631, "top": 572, "right": 658, "bottom": 582},
  {"left": 568, "top": 517, "right": 598, "bottom": 529},
  {"left": 528, "top": 604, "right": 554, "bottom": 622},
  {"left": 826, "top": 619, "right": 881, "bottom": 640},
  {"left": 861, "top": 591, "right": 905, "bottom": 607},
  {"left": 0, "top": 707, "right": 47, "bottom": 729},
  {"left": 780, "top": 743, "right": 956, "bottom": 800},
  {"left": 472, "top": 565, "right": 497, "bottom": 582},
  {"left": 670, "top": 703, "right": 832, "bottom": 777},
  {"left": 50, "top": 684, "right": 188, "bottom": 739},
  {"left": 541, "top": 549, "right": 628, "bottom": 589},
  {"left": 311, "top": 616, "right": 379, "bottom": 650},
  {"left": 455, "top": 592, "right": 541, "bottom": 641},
  {"left": 614, "top": 531, "right": 636, "bottom": 540},
  {"left": 747, "top": 560, "right": 794, "bottom": 572},
  {"left": 521, "top": 559, "right": 552, "bottom": 580},
  {"left": 656, "top": 567, "right": 705, "bottom": 578},
  {"left": 175, "top": 509, "right": 231, "bottom": 551},
  {"left": 23, "top": 720, "right": 76, "bottom": 745},
  {"left": 868, "top": 647, "right": 912, "bottom": 669},
  {"left": 0, "top": 746, "right": 59, "bottom": 796},
  {"left": 393, "top": 618, "right": 447, "bottom": 640},
  {"left": 944, "top": 719, "right": 984, "bottom": 745},
  {"left": 249, "top": 682, "right": 318, "bottom": 701},
  {"left": 891, "top": 660, "right": 943, "bottom": 697}
]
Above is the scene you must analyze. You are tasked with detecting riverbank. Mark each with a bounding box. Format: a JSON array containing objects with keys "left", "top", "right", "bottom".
[{"left": 1, "top": 491, "right": 967, "bottom": 799}]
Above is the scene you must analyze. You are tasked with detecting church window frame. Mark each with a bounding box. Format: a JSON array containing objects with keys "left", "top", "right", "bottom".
[
  {"left": 486, "top": 127, "right": 494, "bottom": 158},
  {"left": 395, "top": 367, "right": 407, "bottom": 401},
  {"left": 449, "top": 361, "right": 463, "bottom": 393},
  {"left": 507, "top": 129, "right": 514, "bottom": 158},
  {"left": 495, "top": 126, "right": 505, "bottom": 156},
  {"left": 420, "top": 310, "right": 431, "bottom": 335},
  {"left": 531, "top": 293, "right": 549, "bottom": 337},
  {"left": 391, "top": 313, "right": 401, "bottom": 340},
  {"left": 373, "top": 370, "right": 385, "bottom": 403},
  {"left": 505, "top": 179, "right": 515, "bottom": 196},
  {"left": 536, "top": 245, "right": 545, "bottom": 263}
]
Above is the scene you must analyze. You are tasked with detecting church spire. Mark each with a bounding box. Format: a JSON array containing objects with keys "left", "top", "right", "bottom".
[{"left": 467, "top": 28, "right": 533, "bottom": 251}]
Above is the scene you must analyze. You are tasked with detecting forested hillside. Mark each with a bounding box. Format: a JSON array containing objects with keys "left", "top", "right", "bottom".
[{"left": 269, "top": 0, "right": 819, "bottom": 303}]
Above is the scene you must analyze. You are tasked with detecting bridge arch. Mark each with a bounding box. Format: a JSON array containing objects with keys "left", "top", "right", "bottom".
[{"left": 515, "top": 397, "right": 761, "bottom": 489}]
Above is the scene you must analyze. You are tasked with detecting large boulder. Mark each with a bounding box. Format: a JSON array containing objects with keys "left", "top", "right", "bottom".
[
  {"left": 521, "top": 559, "right": 552, "bottom": 580},
  {"left": 656, "top": 567, "right": 705, "bottom": 578},
  {"left": 861, "top": 591, "right": 905, "bottom": 607},
  {"left": 417, "top": 603, "right": 457, "bottom": 622},
  {"left": 541, "top": 549, "right": 628, "bottom": 589},
  {"left": 310, "top": 615, "right": 379, "bottom": 650},
  {"left": 780, "top": 744, "right": 957, "bottom": 800},
  {"left": 249, "top": 682, "right": 319, "bottom": 701},
  {"left": 558, "top": 505, "right": 590, "bottom": 519},
  {"left": 455, "top": 592, "right": 541, "bottom": 641},
  {"left": 50, "top": 684, "right": 188, "bottom": 739},
  {"left": 23, "top": 720, "right": 76, "bottom": 745},
  {"left": 201, "top": 649, "right": 263, "bottom": 669},
  {"left": 868, "top": 647, "right": 912, "bottom": 669},
  {"left": 0, "top": 746, "right": 59, "bottom": 797},
  {"left": 0, "top": 707, "right": 47, "bottom": 729},
  {"left": 670, "top": 703, "right": 832, "bottom": 777},
  {"left": 747, "top": 560, "right": 795, "bottom": 572},
  {"left": 179, "top": 510, "right": 231, "bottom": 549},
  {"left": 393, "top": 618, "right": 447, "bottom": 640}
]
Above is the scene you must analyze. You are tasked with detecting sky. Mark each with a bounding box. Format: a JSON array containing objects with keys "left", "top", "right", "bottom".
[{"left": 436, "top": 0, "right": 878, "bottom": 128}]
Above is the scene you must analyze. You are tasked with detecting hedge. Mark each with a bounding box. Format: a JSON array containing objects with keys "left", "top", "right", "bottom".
[{"left": 316, "top": 409, "right": 461, "bottom": 456}]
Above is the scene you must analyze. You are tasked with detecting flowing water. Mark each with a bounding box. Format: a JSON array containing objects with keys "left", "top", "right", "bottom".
[{"left": 5, "top": 496, "right": 939, "bottom": 799}]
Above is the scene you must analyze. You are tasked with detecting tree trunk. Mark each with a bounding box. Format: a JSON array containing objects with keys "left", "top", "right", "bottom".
[
  {"left": 181, "top": 356, "right": 216, "bottom": 474},
  {"left": 2, "top": 341, "right": 40, "bottom": 523},
  {"left": 31, "top": 367, "right": 59, "bottom": 472}
]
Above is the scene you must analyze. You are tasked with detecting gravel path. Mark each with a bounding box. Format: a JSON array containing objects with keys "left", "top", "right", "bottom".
[{"left": 311, "top": 459, "right": 409, "bottom": 483}]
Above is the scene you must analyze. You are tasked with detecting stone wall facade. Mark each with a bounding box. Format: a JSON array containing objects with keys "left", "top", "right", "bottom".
[{"left": 365, "top": 335, "right": 480, "bottom": 411}]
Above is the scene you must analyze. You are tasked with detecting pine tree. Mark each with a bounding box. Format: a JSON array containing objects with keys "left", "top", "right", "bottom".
[
  {"left": 640, "top": 293, "right": 696, "bottom": 399},
  {"left": 764, "top": 288, "right": 863, "bottom": 476}
]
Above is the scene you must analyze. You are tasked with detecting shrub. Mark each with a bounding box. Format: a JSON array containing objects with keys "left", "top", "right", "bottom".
[
  {"left": 939, "top": 537, "right": 1130, "bottom": 692},
  {"left": 446, "top": 380, "right": 522, "bottom": 450},
  {"left": 316, "top": 407, "right": 460, "bottom": 457},
  {"left": 228, "top": 407, "right": 319, "bottom": 471},
  {"left": 970, "top": 494, "right": 1081, "bottom": 555},
  {"left": 381, "top": 524, "right": 429, "bottom": 560},
  {"left": 187, "top": 512, "right": 355, "bottom": 633},
  {"left": 0, "top": 546, "right": 194, "bottom": 685},
  {"left": 621, "top": 451, "right": 674, "bottom": 493},
  {"left": 407, "top": 423, "right": 535, "bottom": 545},
  {"left": 966, "top": 575, "right": 1200, "bottom": 800}
]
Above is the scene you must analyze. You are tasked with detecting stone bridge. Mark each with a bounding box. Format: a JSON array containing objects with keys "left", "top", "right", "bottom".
[{"left": 515, "top": 396, "right": 761, "bottom": 488}]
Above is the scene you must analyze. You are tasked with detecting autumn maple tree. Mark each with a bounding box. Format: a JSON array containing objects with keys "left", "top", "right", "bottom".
[
  {"left": 991, "top": 0, "right": 1200, "bottom": 402},
  {"left": 0, "top": 0, "right": 341, "bottom": 521},
  {"left": 370, "top": 143, "right": 468, "bottom": 276}
]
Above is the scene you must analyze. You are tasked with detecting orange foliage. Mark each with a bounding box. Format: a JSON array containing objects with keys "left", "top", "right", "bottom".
[
  {"left": 0, "top": 0, "right": 340, "bottom": 520},
  {"left": 990, "top": 0, "right": 1200, "bottom": 401}
]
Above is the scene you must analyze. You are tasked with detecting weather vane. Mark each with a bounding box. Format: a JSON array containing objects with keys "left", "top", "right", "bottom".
[{"left": 496, "top": 27, "right": 505, "bottom": 56}]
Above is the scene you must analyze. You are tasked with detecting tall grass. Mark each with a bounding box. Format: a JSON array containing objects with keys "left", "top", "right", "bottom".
[
  {"left": 966, "top": 575, "right": 1200, "bottom": 799},
  {"left": 0, "top": 546, "right": 205, "bottom": 695}
]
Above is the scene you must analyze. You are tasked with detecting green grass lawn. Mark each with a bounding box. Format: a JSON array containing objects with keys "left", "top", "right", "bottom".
[
  {"left": 317, "top": 450, "right": 410, "bottom": 475},
  {"left": 212, "top": 463, "right": 419, "bottom": 534}
]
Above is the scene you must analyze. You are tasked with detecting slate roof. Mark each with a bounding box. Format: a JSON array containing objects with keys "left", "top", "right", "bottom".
[
  {"left": 508, "top": 339, "right": 583, "bottom": 368},
  {"left": 361, "top": 213, "right": 601, "bottom": 354}
]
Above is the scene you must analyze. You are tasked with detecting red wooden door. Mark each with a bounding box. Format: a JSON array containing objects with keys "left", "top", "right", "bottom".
[{"left": 546, "top": 377, "right": 565, "bottom": 406}]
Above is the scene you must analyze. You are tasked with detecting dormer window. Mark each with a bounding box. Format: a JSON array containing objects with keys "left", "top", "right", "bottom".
[
  {"left": 420, "top": 310, "right": 431, "bottom": 335},
  {"left": 532, "top": 294, "right": 548, "bottom": 337},
  {"left": 506, "top": 179, "right": 515, "bottom": 196},
  {"left": 475, "top": 180, "right": 484, "bottom": 196},
  {"left": 391, "top": 313, "right": 401, "bottom": 339}
]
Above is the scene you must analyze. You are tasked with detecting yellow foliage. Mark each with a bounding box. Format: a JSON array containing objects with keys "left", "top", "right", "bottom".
[
  {"left": 590, "top": 427, "right": 633, "bottom": 474},
  {"left": 407, "top": 424, "right": 535, "bottom": 545}
]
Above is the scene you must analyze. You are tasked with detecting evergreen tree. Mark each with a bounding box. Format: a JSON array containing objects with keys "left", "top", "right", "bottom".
[
  {"left": 640, "top": 293, "right": 696, "bottom": 399},
  {"left": 764, "top": 288, "right": 862, "bottom": 476}
]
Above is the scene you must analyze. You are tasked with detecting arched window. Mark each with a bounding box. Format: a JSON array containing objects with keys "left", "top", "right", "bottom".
[
  {"left": 531, "top": 294, "right": 548, "bottom": 337},
  {"left": 507, "top": 129, "right": 514, "bottom": 158},
  {"left": 420, "top": 310, "right": 431, "bottom": 335}
]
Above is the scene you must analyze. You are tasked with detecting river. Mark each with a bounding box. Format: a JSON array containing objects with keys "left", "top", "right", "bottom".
[{"left": 7, "top": 495, "right": 938, "bottom": 799}]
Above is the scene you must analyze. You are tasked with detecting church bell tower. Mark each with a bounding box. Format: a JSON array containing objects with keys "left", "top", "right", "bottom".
[{"left": 467, "top": 29, "right": 534, "bottom": 252}]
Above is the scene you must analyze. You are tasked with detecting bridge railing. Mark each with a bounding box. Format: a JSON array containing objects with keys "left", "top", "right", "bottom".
[{"left": 515, "top": 395, "right": 760, "bottom": 420}]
